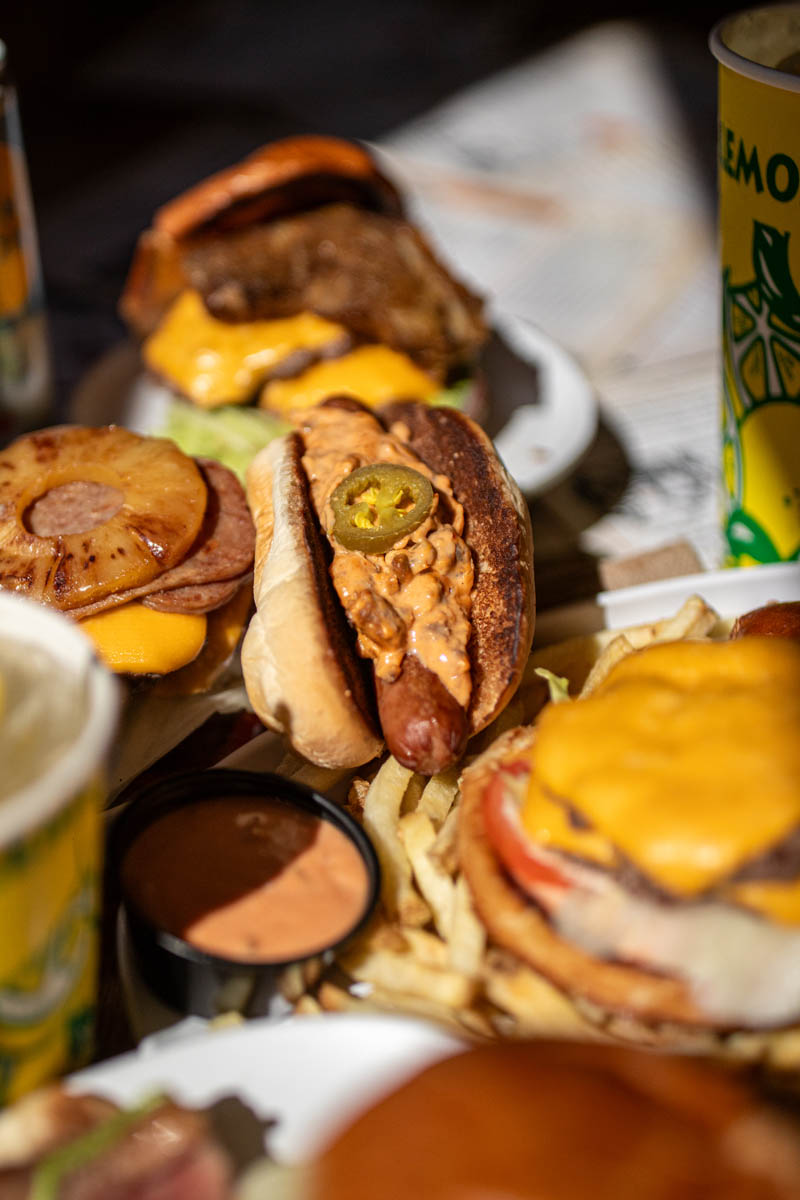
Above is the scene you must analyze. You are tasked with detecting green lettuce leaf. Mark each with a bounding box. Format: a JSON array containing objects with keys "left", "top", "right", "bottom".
[
  {"left": 161, "top": 400, "right": 291, "bottom": 483},
  {"left": 533, "top": 667, "right": 571, "bottom": 704},
  {"left": 430, "top": 378, "right": 472, "bottom": 409}
]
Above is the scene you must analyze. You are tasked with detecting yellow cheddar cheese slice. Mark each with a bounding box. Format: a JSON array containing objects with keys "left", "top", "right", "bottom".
[
  {"left": 152, "top": 582, "right": 253, "bottom": 697},
  {"left": 80, "top": 603, "right": 207, "bottom": 675},
  {"left": 259, "top": 343, "right": 438, "bottom": 415},
  {"left": 727, "top": 877, "right": 800, "bottom": 925},
  {"left": 522, "top": 779, "right": 616, "bottom": 867},
  {"left": 143, "top": 290, "right": 348, "bottom": 408},
  {"left": 525, "top": 639, "right": 800, "bottom": 897}
]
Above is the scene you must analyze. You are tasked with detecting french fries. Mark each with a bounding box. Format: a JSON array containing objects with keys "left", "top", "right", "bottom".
[
  {"left": 361, "top": 757, "right": 430, "bottom": 926},
  {"left": 399, "top": 810, "right": 455, "bottom": 938},
  {"left": 280, "top": 595, "right": 722, "bottom": 1041},
  {"left": 521, "top": 593, "right": 719, "bottom": 702}
]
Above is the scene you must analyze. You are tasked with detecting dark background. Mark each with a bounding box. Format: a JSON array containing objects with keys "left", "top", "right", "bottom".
[{"left": 4, "top": 1, "right": 731, "bottom": 405}]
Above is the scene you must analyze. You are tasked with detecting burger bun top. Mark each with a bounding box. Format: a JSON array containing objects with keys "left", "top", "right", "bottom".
[{"left": 311, "top": 1039, "right": 800, "bottom": 1199}]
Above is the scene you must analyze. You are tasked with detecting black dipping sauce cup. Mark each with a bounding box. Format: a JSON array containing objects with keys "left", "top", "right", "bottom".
[{"left": 110, "top": 769, "right": 381, "bottom": 1019}]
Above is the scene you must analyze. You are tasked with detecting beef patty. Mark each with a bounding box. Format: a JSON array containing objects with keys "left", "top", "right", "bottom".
[{"left": 182, "top": 203, "right": 486, "bottom": 378}]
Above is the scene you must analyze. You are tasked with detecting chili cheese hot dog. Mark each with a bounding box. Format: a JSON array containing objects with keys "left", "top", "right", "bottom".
[{"left": 241, "top": 398, "right": 535, "bottom": 773}]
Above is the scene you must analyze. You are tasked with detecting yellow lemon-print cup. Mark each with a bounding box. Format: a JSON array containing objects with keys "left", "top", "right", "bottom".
[
  {"left": 0, "top": 592, "right": 118, "bottom": 1104},
  {"left": 711, "top": 6, "right": 800, "bottom": 565}
]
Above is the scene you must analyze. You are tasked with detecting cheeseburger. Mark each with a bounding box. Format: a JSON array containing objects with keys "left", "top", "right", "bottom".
[
  {"left": 0, "top": 425, "right": 254, "bottom": 684},
  {"left": 459, "top": 636, "right": 800, "bottom": 1042},
  {"left": 121, "top": 135, "right": 487, "bottom": 428}
]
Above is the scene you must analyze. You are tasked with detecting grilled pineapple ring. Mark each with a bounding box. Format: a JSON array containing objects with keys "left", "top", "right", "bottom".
[{"left": 0, "top": 426, "right": 207, "bottom": 610}]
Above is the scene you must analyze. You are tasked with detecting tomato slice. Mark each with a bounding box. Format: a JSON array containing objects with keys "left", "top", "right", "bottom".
[{"left": 482, "top": 766, "right": 571, "bottom": 895}]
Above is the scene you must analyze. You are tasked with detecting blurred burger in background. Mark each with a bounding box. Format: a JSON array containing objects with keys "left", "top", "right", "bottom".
[
  {"left": 120, "top": 135, "right": 488, "bottom": 479},
  {"left": 239, "top": 1040, "right": 800, "bottom": 1199}
]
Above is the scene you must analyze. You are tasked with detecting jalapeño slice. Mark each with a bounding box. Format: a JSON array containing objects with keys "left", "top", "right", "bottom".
[{"left": 330, "top": 463, "right": 434, "bottom": 555}]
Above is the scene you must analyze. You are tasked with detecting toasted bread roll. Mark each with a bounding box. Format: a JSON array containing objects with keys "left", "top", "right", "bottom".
[
  {"left": 311, "top": 1040, "right": 800, "bottom": 1200},
  {"left": 731, "top": 600, "right": 800, "bottom": 641}
]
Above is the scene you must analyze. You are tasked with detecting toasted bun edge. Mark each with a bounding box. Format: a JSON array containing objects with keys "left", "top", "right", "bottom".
[
  {"left": 241, "top": 432, "right": 382, "bottom": 769},
  {"left": 155, "top": 135, "right": 403, "bottom": 241},
  {"left": 379, "top": 401, "right": 535, "bottom": 735},
  {"left": 311, "top": 1039, "right": 800, "bottom": 1200}
]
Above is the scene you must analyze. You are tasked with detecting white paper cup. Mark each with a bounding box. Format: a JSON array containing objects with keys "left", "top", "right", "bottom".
[{"left": 0, "top": 592, "right": 119, "bottom": 1102}]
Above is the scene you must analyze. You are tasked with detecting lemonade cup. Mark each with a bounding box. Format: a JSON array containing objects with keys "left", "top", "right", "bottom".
[
  {"left": 0, "top": 591, "right": 119, "bottom": 1103},
  {"left": 711, "top": 6, "right": 800, "bottom": 565}
]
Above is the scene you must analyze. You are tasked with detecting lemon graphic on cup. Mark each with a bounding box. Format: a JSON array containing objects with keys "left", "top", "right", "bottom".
[
  {"left": 723, "top": 222, "right": 800, "bottom": 563},
  {"left": 728, "top": 402, "right": 800, "bottom": 562},
  {"left": 725, "top": 224, "right": 800, "bottom": 410}
]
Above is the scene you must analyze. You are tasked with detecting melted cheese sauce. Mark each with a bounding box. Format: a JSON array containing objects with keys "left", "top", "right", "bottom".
[
  {"left": 143, "top": 290, "right": 348, "bottom": 407},
  {"left": 299, "top": 406, "right": 473, "bottom": 706}
]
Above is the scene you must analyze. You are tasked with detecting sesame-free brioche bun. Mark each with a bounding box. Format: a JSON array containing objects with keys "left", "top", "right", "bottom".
[{"left": 310, "top": 1039, "right": 800, "bottom": 1199}]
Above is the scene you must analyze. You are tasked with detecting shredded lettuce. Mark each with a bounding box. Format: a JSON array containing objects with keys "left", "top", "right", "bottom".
[
  {"left": 430, "top": 378, "right": 472, "bottom": 410},
  {"left": 534, "top": 667, "right": 571, "bottom": 704},
  {"left": 161, "top": 400, "right": 291, "bottom": 484},
  {"left": 161, "top": 378, "right": 473, "bottom": 482}
]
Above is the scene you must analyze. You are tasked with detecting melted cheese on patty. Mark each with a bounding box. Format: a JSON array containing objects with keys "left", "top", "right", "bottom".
[
  {"left": 144, "top": 289, "right": 438, "bottom": 414},
  {"left": 144, "top": 289, "right": 348, "bottom": 407},
  {"left": 80, "top": 603, "right": 207, "bottom": 675},
  {"left": 523, "top": 639, "right": 800, "bottom": 900},
  {"left": 260, "top": 344, "right": 438, "bottom": 414}
]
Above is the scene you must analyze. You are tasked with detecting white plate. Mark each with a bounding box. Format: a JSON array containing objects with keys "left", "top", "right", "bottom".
[
  {"left": 69, "top": 1013, "right": 463, "bottom": 1164},
  {"left": 488, "top": 312, "right": 597, "bottom": 496},
  {"left": 599, "top": 561, "right": 800, "bottom": 630},
  {"left": 70, "top": 312, "right": 597, "bottom": 498},
  {"left": 534, "top": 561, "right": 800, "bottom": 646}
]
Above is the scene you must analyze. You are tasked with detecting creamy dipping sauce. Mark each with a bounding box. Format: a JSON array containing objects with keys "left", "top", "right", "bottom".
[{"left": 121, "top": 796, "right": 370, "bottom": 962}]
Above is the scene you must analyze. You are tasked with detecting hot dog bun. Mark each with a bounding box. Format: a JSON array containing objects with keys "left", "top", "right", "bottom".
[
  {"left": 241, "top": 431, "right": 383, "bottom": 769},
  {"left": 241, "top": 400, "right": 534, "bottom": 772}
]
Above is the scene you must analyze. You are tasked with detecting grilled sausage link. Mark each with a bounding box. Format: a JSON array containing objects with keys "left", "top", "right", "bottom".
[
  {"left": 730, "top": 600, "right": 800, "bottom": 641},
  {"left": 376, "top": 652, "right": 469, "bottom": 776}
]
